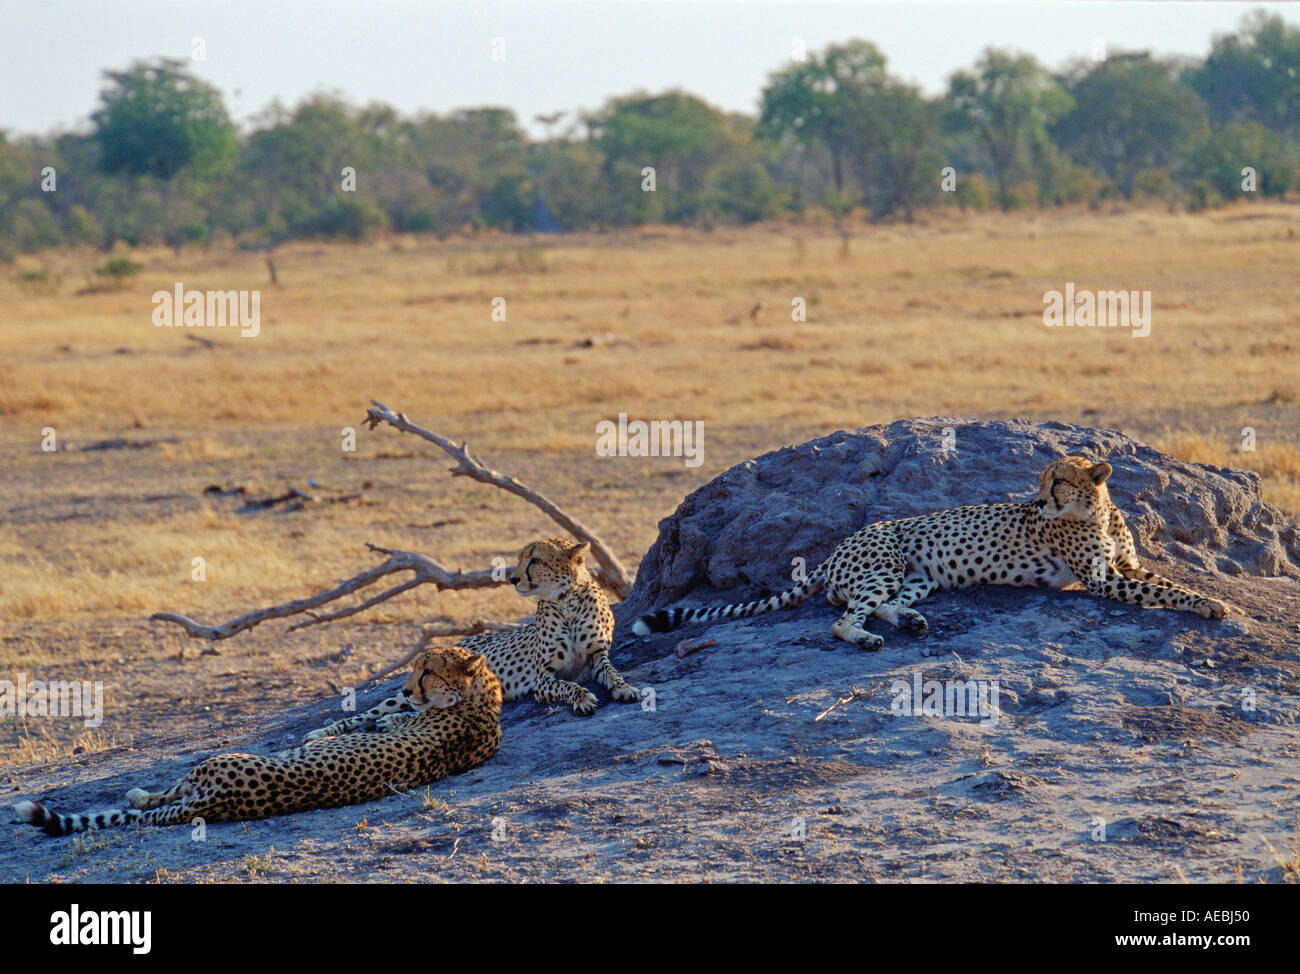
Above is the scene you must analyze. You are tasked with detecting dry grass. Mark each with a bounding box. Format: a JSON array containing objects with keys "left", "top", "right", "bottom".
[
  {"left": 1260, "top": 816, "right": 1300, "bottom": 882},
  {"left": 1150, "top": 432, "right": 1300, "bottom": 513},
  {"left": 6, "top": 723, "right": 125, "bottom": 764},
  {"left": 4, "top": 206, "right": 1297, "bottom": 443}
]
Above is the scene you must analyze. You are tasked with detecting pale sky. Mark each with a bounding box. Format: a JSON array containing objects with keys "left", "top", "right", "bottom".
[{"left": 1, "top": 1, "right": 1295, "bottom": 138}]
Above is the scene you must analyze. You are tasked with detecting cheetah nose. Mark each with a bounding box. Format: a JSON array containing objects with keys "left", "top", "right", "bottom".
[{"left": 509, "top": 575, "right": 520, "bottom": 585}]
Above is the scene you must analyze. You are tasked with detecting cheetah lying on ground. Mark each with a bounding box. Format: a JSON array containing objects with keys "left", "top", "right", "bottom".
[
  {"left": 10, "top": 646, "right": 501, "bottom": 835},
  {"left": 307, "top": 538, "right": 639, "bottom": 739},
  {"left": 634, "top": 456, "right": 1232, "bottom": 649}
]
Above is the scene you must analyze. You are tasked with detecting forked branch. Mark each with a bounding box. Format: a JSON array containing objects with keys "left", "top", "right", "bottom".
[
  {"left": 152, "top": 399, "right": 633, "bottom": 641},
  {"left": 151, "top": 544, "right": 497, "bottom": 640},
  {"left": 364, "top": 399, "right": 633, "bottom": 598}
]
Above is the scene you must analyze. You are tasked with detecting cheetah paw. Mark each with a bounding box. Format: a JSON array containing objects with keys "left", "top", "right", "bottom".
[
  {"left": 1197, "top": 598, "right": 1229, "bottom": 620},
  {"left": 126, "top": 788, "right": 150, "bottom": 809},
  {"left": 898, "top": 610, "right": 928, "bottom": 634},
  {"left": 612, "top": 685, "right": 642, "bottom": 703},
  {"left": 851, "top": 631, "right": 885, "bottom": 651},
  {"left": 572, "top": 692, "right": 599, "bottom": 716}
]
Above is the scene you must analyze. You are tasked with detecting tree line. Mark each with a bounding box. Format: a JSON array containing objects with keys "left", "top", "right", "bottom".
[{"left": 2, "top": 10, "right": 1298, "bottom": 257}]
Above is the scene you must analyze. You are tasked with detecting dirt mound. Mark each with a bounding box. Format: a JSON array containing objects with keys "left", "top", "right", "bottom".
[{"left": 619, "top": 417, "right": 1300, "bottom": 622}]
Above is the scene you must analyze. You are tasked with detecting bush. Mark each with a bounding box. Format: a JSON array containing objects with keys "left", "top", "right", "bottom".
[
  {"left": 1193, "top": 121, "right": 1299, "bottom": 200},
  {"left": 299, "top": 197, "right": 388, "bottom": 241},
  {"left": 1187, "top": 179, "right": 1224, "bottom": 212},
  {"left": 1036, "top": 152, "right": 1105, "bottom": 206},
  {"left": 1133, "top": 168, "right": 1182, "bottom": 206},
  {"left": 702, "top": 159, "right": 786, "bottom": 224},
  {"left": 396, "top": 207, "right": 438, "bottom": 233},
  {"left": 64, "top": 206, "right": 104, "bottom": 247},
  {"left": 955, "top": 172, "right": 994, "bottom": 210},
  {"left": 15, "top": 268, "right": 61, "bottom": 294},
  {"left": 6, "top": 199, "right": 64, "bottom": 252},
  {"left": 95, "top": 255, "right": 143, "bottom": 282}
]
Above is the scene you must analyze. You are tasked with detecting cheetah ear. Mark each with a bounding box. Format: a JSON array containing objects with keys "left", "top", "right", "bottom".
[
  {"left": 461, "top": 653, "right": 488, "bottom": 675},
  {"left": 1089, "top": 462, "right": 1113, "bottom": 485},
  {"left": 568, "top": 541, "right": 591, "bottom": 561}
]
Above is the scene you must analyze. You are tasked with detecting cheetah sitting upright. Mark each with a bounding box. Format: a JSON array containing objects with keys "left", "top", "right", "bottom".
[
  {"left": 634, "top": 456, "right": 1232, "bottom": 650},
  {"left": 307, "top": 537, "right": 639, "bottom": 739},
  {"left": 10, "top": 646, "right": 501, "bottom": 835}
]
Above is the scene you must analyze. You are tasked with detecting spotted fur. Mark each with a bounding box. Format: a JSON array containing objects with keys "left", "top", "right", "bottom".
[
  {"left": 307, "top": 538, "right": 637, "bottom": 738},
  {"left": 633, "top": 456, "right": 1232, "bottom": 649},
  {"left": 10, "top": 646, "right": 501, "bottom": 836}
]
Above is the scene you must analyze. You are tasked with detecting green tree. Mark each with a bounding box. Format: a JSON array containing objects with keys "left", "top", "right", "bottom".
[
  {"left": 1191, "top": 12, "right": 1300, "bottom": 133},
  {"left": 842, "top": 79, "right": 944, "bottom": 220},
  {"left": 92, "top": 59, "right": 236, "bottom": 183},
  {"left": 406, "top": 108, "right": 529, "bottom": 229},
  {"left": 241, "top": 96, "right": 382, "bottom": 237},
  {"left": 90, "top": 59, "right": 236, "bottom": 250},
  {"left": 758, "top": 40, "right": 888, "bottom": 192},
  {"left": 526, "top": 140, "right": 604, "bottom": 230},
  {"left": 946, "top": 49, "right": 1073, "bottom": 209},
  {"left": 1053, "top": 53, "right": 1208, "bottom": 198},
  {"left": 587, "top": 91, "right": 742, "bottom": 223}
]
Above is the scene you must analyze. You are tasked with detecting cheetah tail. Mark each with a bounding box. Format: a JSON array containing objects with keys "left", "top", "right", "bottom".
[
  {"left": 632, "top": 568, "right": 825, "bottom": 636},
  {"left": 10, "top": 799, "right": 141, "bottom": 836}
]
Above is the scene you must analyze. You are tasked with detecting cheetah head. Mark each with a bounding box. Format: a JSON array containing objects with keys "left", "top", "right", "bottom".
[
  {"left": 402, "top": 647, "right": 489, "bottom": 710},
  {"left": 1034, "top": 456, "right": 1113, "bottom": 523},
  {"left": 507, "top": 537, "right": 591, "bottom": 601}
]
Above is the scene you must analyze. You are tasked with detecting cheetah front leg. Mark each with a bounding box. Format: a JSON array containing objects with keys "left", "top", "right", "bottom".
[
  {"left": 1063, "top": 547, "right": 1229, "bottom": 619},
  {"left": 304, "top": 692, "right": 413, "bottom": 742},
  {"left": 591, "top": 651, "right": 640, "bottom": 703},
  {"left": 374, "top": 712, "right": 415, "bottom": 732},
  {"left": 533, "top": 668, "right": 599, "bottom": 716}
]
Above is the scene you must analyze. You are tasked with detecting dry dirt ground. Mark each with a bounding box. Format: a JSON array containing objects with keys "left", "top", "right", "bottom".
[{"left": 1, "top": 207, "right": 1298, "bottom": 881}]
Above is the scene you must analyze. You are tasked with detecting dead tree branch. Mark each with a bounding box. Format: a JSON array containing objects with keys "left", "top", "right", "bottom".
[
  {"left": 364, "top": 399, "right": 633, "bottom": 598},
  {"left": 152, "top": 399, "right": 633, "bottom": 642},
  {"left": 151, "top": 543, "right": 497, "bottom": 641},
  {"left": 812, "top": 683, "right": 885, "bottom": 723}
]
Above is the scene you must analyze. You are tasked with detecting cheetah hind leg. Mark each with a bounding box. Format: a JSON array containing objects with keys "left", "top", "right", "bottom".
[
  {"left": 831, "top": 605, "right": 884, "bottom": 650},
  {"left": 829, "top": 568, "right": 907, "bottom": 649},
  {"left": 126, "top": 782, "right": 186, "bottom": 810},
  {"left": 873, "top": 575, "right": 938, "bottom": 634}
]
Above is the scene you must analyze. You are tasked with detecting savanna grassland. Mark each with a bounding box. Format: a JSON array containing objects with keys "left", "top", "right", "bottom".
[{"left": 2, "top": 203, "right": 1298, "bottom": 767}]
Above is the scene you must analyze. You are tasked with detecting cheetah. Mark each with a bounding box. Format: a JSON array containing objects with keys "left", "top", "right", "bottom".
[
  {"left": 10, "top": 646, "right": 501, "bottom": 835},
  {"left": 306, "top": 537, "right": 639, "bottom": 738},
  {"left": 633, "top": 456, "right": 1232, "bottom": 650}
]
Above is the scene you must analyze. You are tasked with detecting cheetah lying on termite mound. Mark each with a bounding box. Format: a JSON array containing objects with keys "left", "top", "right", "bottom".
[
  {"left": 634, "top": 456, "right": 1233, "bottom": 650},
  {"left": 10, "top": 646, "right": 501, "bottom": 836},
  {"left": 307, "top": 537, "right": 639, "bottom": 739}
]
